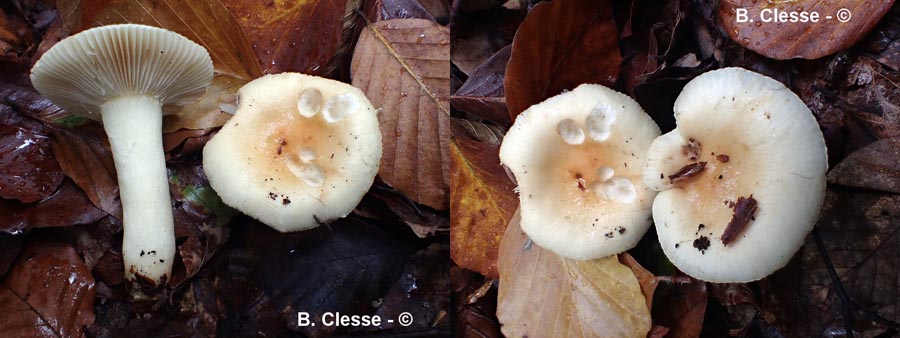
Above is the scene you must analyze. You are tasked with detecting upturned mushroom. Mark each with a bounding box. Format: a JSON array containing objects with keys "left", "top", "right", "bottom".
[
  {"left": 30, "top": 24, "right": 213, "bottom": 289},
  {"left": 643, "top": 67, "right": 827, "bottom": 282},
  {"left": 499, "top": 84, "right": 661, "bottom": 260},
  {"left": 202, "top": 73, "right": 381, "bottom": 232}
]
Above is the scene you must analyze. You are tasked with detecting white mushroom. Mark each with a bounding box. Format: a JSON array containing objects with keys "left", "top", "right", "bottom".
[
  {"left": 499, "top": 84, "right": 661, "bottom": 260},
  {"left": 30, "top": 24, "right": 213, "bottom": 289},
  {"left": 202, "top": 73, "right": 381, "bottom": 232},
  {"left": 644, "top": 68, "right": 827, "bottom": 282}
]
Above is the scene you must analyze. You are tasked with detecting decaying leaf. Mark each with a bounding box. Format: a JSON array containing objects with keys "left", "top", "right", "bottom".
[
  {"left": 620, "top": 253, "right": 707, "bottom": 338},
  {"left": 0, "top": 106, "right": 65, "bottom": 203},
  {"left": 504, "top": 0, "right": 621, "bottom": 119},
  {"left": 0, "top": 240, "right": 95, "bottom": 338},
  {"left": 497, "top": 212, "right": 650, "bottom": 338},
  {"left": 762, "top": 189, "right": 900, "bottom": 337},
  {"left": 49, "top": 125, "right": 121, "bottom": 218},
  {"left": 351, "top": 18, "right": 450, "bottom": 210},
  {"left": 452, "top": 267, "right": 503, "bottom": 338},
  {"left": 828, "top": 137, "right": 900, "bottom": 194},
  {"left": 56, "top": 0, "right": 263, "bottom": 132},
  {"left": 718, "top": 0, "right": 894, "bottom": 60},
  {"left": 450, "top": 135, "right": 516, "bottom": 279},
  {"left": 0, "top": 180, "right": 106, "bottom": 234},
  {"left": 451, "top": 44, "right": 511, "bottom": 126},
  {"left": 221, "top": 0, "right": 354, "bottom": 75},
  {"left": 451, "top": 8, "right": 521, "bottom": 76}
]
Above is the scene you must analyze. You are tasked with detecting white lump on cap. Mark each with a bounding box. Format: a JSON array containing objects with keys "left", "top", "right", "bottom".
[
  {"left": 643, "top": 68, "right": 827, "bottom": 282},
  {"left": 203, "top": 73, "right": 381, "bottom": 232},
  {"left": 499, "top": 84, "right": 661, "bottom": 260}
]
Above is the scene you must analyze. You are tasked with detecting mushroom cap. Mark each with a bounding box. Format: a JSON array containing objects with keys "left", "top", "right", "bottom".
[
  {"left": 644, "top": 68, "right": 827, "bottom": 282},
  {"left": 30, "top": 24, "right": 213, "bottom": 118},
  {"left": 499, "top": 84, "right": 661, "bottom": 260},
  {"left": 202, "top": 72, "right": 381, "bottom": 232}
]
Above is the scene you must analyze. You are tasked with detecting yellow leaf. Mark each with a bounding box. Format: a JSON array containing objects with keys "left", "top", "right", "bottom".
[{"left": 498, "top": 211, "right": 651, "bottom": 338}]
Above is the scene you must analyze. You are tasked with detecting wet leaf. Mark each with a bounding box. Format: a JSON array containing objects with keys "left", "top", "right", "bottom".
[
  {"left": 220, "top": 0, "right": 352, "bottom": 75},
  {"left": 450, "top": 117, "right": 505, "bottom": 145},
  {"left": 0, "top": 234, "right": 24, "bottom": 278},
  {"left": 452, "top": 267, "right": 502, "bottom": 338},
  {"left": 49, "top": 125, "right": 121, "bottom": 218},
  {"left": 365, "top": 0, "right": 437, "bottom": 22},
  {"left": 504, "top": 0, "right": 621, "bottom": 120},
  {"left": 828, "top": 137, "right": 900, "bottom": 194},
  {"left": 0, "top": 240, "right": 95, "bottom": 338},
  {"left": 450, "top": 136, "right": 516, "bottom": 279},
  {"left": 620, "top": 253, "right": 707, "bottom": 338},
  {"left": 763, "top": 189, "right": 900, "bottom": 337},
  {"left": 358, "top": 182, "right": 450, "bottom": 238},
  {"left": 497, "top": 212, "right": 650, "bottom": 338},
  {"left": 214, "top": 217, "right": 411, "bottom": 337},
  {"left": 718, "top": 0, "right": 894, "bottom": 60},
  {"left": 351, "top": 18, "right": 451, "bottom": 210},
  {"left": 0, "top": 180, "right": 106, "bottom": 234},
  {"left": 0, "top": 108, "right": 65, "bottom": 203},
  {"left": 56, "top": 0, "right": 263, "bottom": 132},
  {"left": 372, "top": 243, "right": 450, "bottom": 331},
  {"left": 451, "top": 44, "right": 511, "bottom": 126}
]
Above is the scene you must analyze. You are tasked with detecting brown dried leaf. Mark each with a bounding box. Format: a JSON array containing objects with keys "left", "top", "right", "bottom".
[
  {"left": 504, "top": 0, "right": 621, "bottom": 119},
  {"left": 497, "top": 212, "right": 650, "bottom": 338},
  {"left": 828, "top": 137, "right": 900, "bottom": 194},
  {"left": 451, "top": 44, "right": 511, "bottom": 126},
  {"left": 451, "top": 9, "right": 521, "bottom": 76},
  {"left": 221, "top": 0, "right": 353, "bottom": 75},
  {"left": 49, "top": 125, "right": 121, "bottom": 218},
  {"left": 450, "top": 118, "right": 505, "bottom": 145},
  {"left": 0, "top": 240, "right": 95, "bottom": 338},
  {"left": 56, "top": 0, "right": 263, "bottom": 132},
  {"left": 0, "top": 180, "right": 106, "bottom": 234},
  {"left": 718, "top": 0, "right": 894, "bottom": 60},
  {"left": 451, "top": 267, "right": 503, "bottom": 338},
  {"left": 351, "top": 18, "right": 450, "bottom": 210},
  {"left": 450, "top": 135, "right": 516, "bottom": 279},
  {"left": 620, "top": 253, "right": 707, "bottom": 338},
  {"left": 365, "top": 0, "right": 437, "bottom": 22}
]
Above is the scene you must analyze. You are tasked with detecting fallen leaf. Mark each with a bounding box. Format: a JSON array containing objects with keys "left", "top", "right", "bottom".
[
  {"left": 0, "top": 240, "right": 95, "bottom": 338},
  {"left": 351, "top": 18, "right": 451, "bottom": 210},
  {"left": 450, "top": 117, "right": 505, "bottom": 145},
  {"left": 497, "top": 211, "right": 651, "bottom": 337},
  {"left": 828, "top": 137, "right": 900, "bottom": 194},
  {"left": 504, "top": 0, "right": 621, "bottom": 119},
  {"left": 450, "top": 136, "right": 516, "bottom": 279},
  {"left": 49, "top": 124, "right": 121, "bottom": 218},
  {"left": 841, "top": 57, "right": 900, "bottom": 139},
  {"left": 620, "top": 253, "right": 707, "bottom": 338},
  {"left": 0, "top": 107, "right": 65, "bottom": 203},
  {"left": 220, "top": 0, "right": 353, "bottom": 75},
  {"left": 451, "top": 8, "right": 521, "bottom": 75},
  {"left": 372, "top": 243, "right": 450, "bottom": 331},
  {"left": 361, "top": 182, "right": 450, "bottom": 238},
  {"left": 762, "top": 189, "right": 900, "bottom": 337},
  {"left": 452, "top": 266, "right": 503, "bottom": 338},
  {"left": 56, "top": 0, "right": 263, "bottom": 132},
  {"left": 365, "top": 0, "right": 437, "bottom": 22},
  {"left": 718, "top": 0, "right": 894, "bottom": 60},
  {"left": 213, "top": 217, "right": 412, "bottom": 337},
  {"left": 0, "top": 234, "right": 24, "bottom": 278},
  {"left": 0, "top": 180, "right": 106, "bottom": 234},
  {"left": 451, "top": 44, "right": 511, "bottom": 126}
]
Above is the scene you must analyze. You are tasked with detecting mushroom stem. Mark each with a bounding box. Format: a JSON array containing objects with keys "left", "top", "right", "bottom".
[{"left": 100, "top": 95, "right": 174, "bottom": 289}]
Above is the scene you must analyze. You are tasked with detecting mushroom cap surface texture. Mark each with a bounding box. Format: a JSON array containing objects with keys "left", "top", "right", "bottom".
[
  {"left": 30, "top": 24, "right": 213, "bottom": 117},
  {"left": 499, "top": 84, "right": 661, "bottom": 260},
  {"left": 203, "top": 73, "right": 382, "bottom": 232},
  {"left": 644, "top": 67, "right": 827, "bottom": 283}
]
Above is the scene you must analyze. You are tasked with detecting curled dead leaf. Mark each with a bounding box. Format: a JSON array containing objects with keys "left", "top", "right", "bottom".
[
  {"left": 497, "top": 211, "right": 650, "bottom": 338},
  {"left": 828, "top": 137, "right": 900, "bottom": 194},
  {"left": 351, "top": 18, "right": 450, "bottom": 210}
]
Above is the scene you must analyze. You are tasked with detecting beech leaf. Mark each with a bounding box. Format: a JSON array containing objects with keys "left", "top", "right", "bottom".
[
  {"left": 718, "top": 0, "right": 894, "bottom": 60},
  {"left": 49, "top": 125, "right": 121, "bottom": 218},
  {"left": 451, "top": 44, "right": 511, "bottom": 126},
  {"left": 450, "top": 135, "right": 517, "bottom": 279},
  {"left": 220, "top": 0, "right": 353, "bottom": 75},
  {"left": 56, "top": 0, "right": 263, "bottom": 132},
  {"left": 504, "top": 0, "right": 621, "bottom": 120},
  {"left": 497, "top": 212, "right": 650, "bottom": 338},
  {"left": 0, "top": 241, "right": 95, "bottom": 338},
  {"left": 351, "top": 18, "right": 451, "bottom": 210},
  {"left": 828, "top": 137, "right": 900, "bottom": 194}
]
